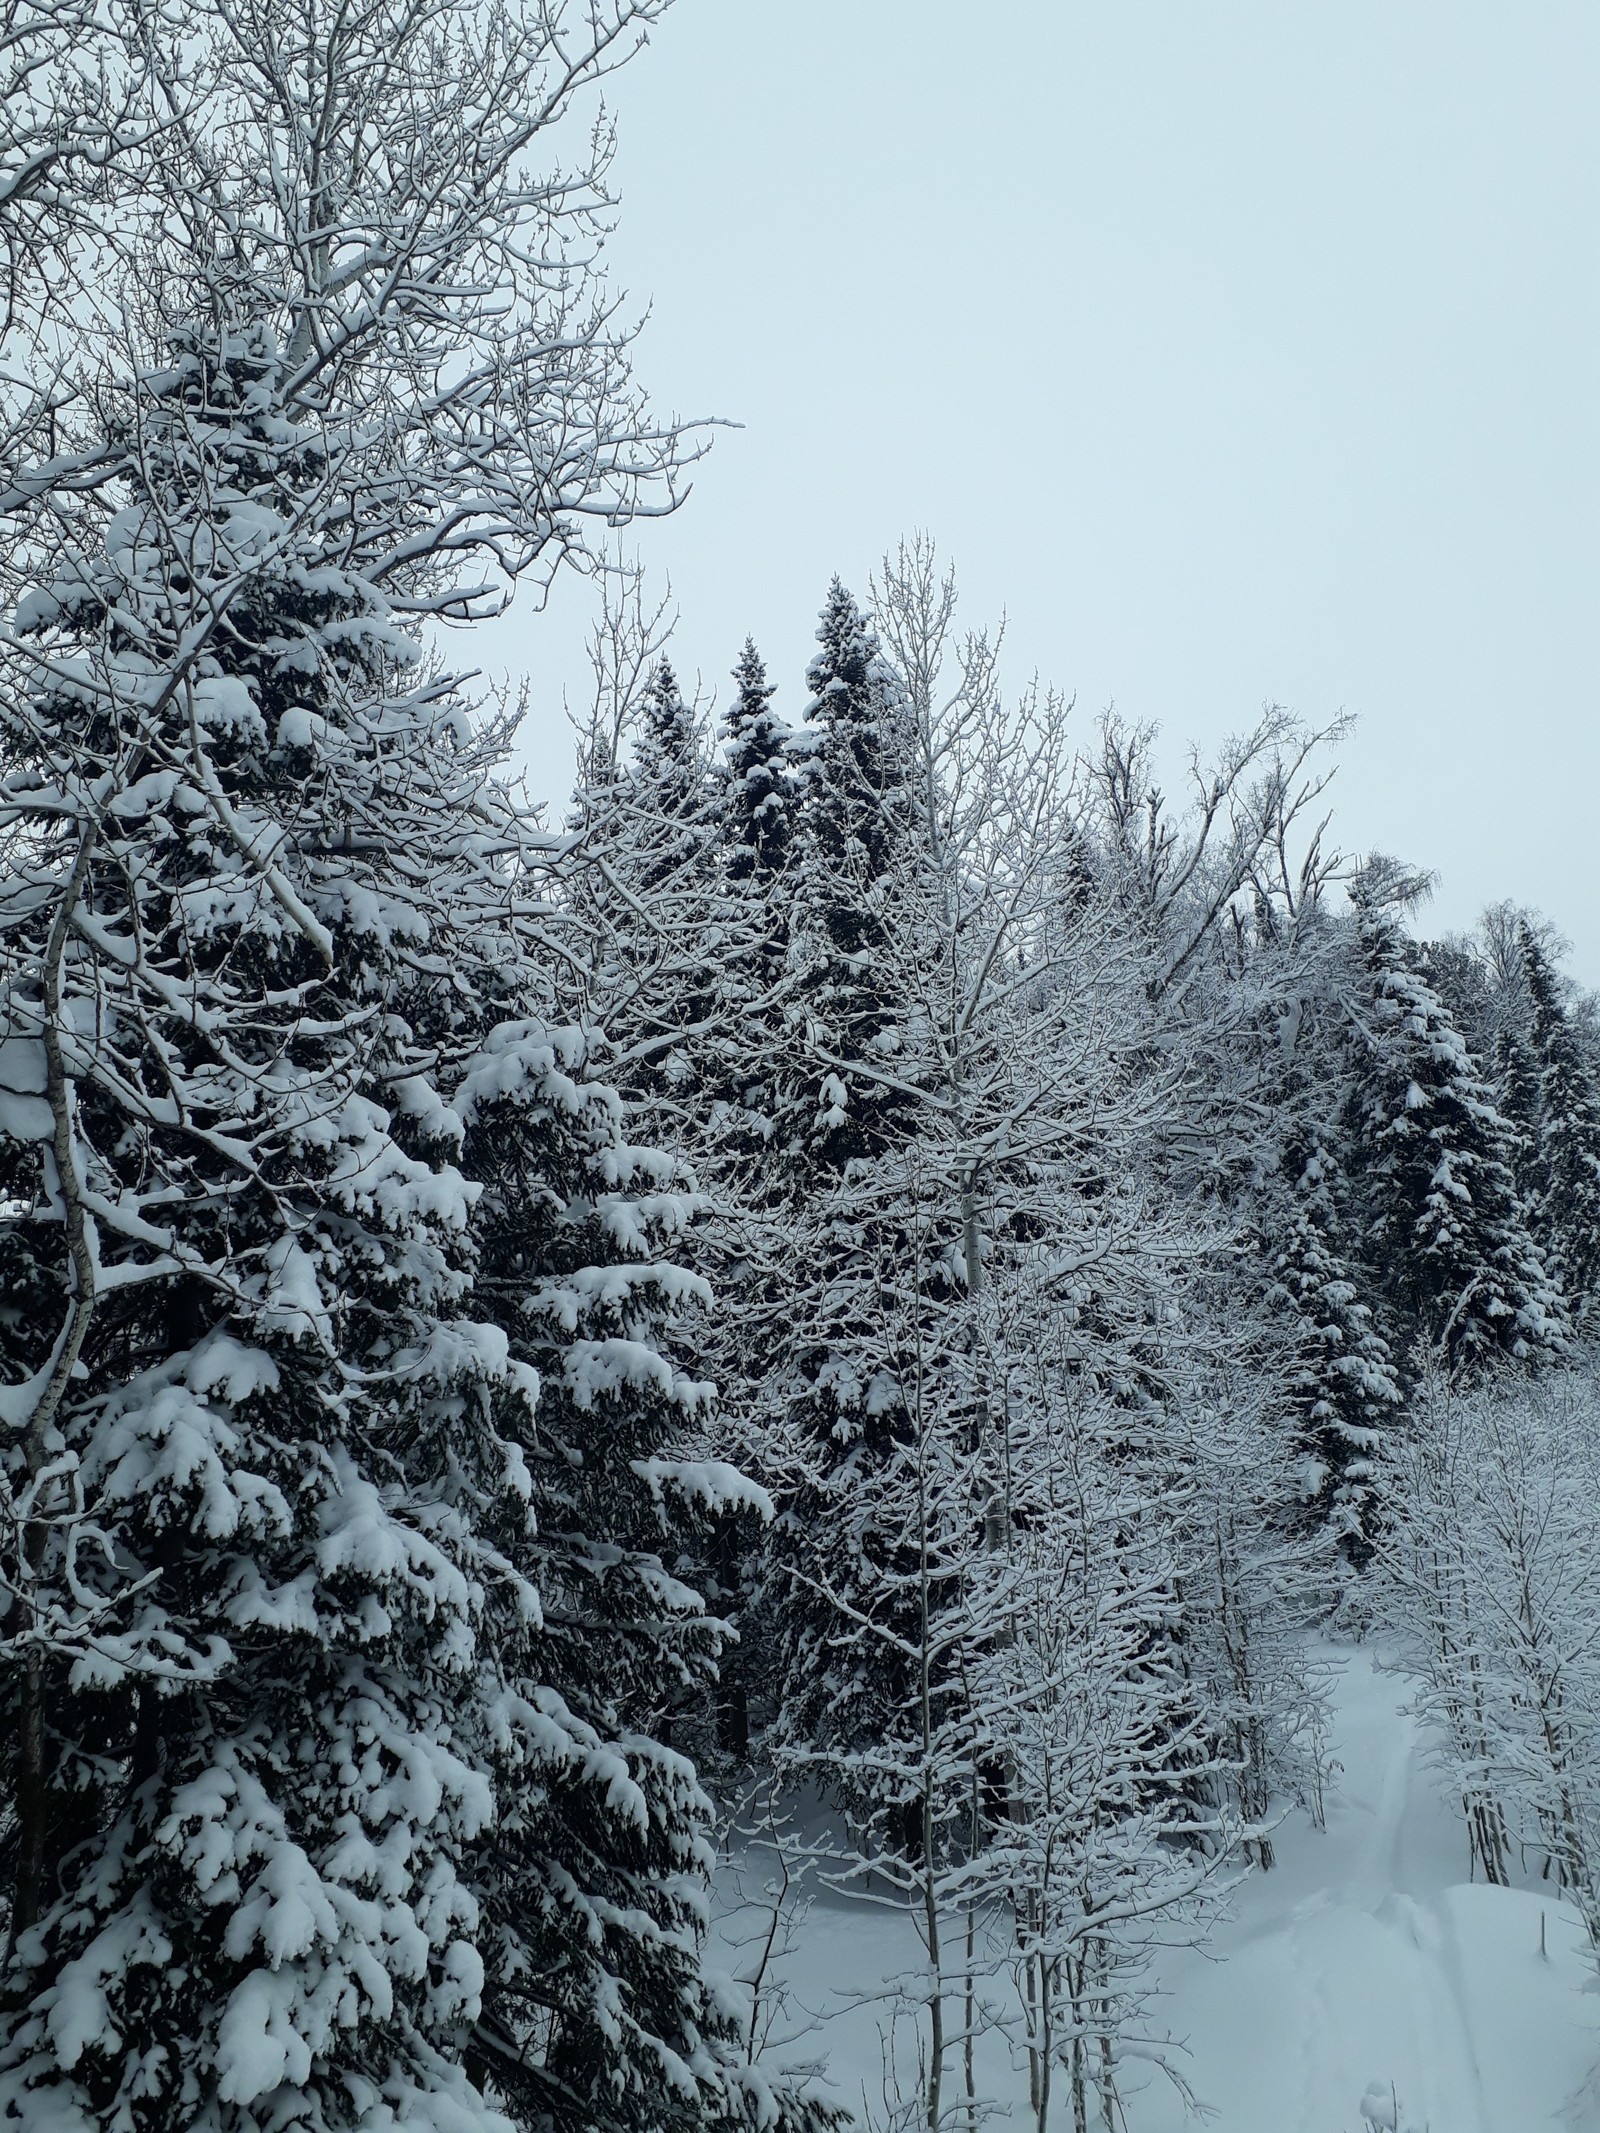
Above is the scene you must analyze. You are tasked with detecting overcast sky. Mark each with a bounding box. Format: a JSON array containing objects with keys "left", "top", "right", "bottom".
[{"left": 490, "top": 0, "right": 1599, "bottom": 981}]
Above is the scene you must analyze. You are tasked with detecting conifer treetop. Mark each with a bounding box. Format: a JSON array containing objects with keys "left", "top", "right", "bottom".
[
  {"left": 1520, "top": 921, "right": 1600, "bottom": 1312},
  {"left": 718, "top": 637, "right": 794, "bottom": 882},
  {"left": 1347, "top": 864, "right": 1562, "bottom": 1368}
]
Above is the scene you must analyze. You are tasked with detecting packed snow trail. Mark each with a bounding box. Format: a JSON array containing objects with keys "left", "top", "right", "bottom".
[
  {"left": 1135, "top": 1647, "right": 1595, "bottom": 2133},
  {"left": 712, "top": 1645, "right": 1600, "bottom": 2131}
]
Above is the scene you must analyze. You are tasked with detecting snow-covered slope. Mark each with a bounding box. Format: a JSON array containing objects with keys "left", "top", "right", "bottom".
[
  {"left": 712, "top": 1646, "right": 1600, "bottom": 2130},
  {"left": 1138, "top": 1645, "right": 1598, "bottom": 2131}
]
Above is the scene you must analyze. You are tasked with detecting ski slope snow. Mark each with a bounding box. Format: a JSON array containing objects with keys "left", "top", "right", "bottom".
[{"left": 711, "top": 1645, "right": 1600, "bottom": 2130}]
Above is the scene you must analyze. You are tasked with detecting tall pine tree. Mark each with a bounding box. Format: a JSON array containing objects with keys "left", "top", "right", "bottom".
[
  {"left": 1493, "top": 1020, "right": 1543, "bottom": 1201},
  {"left": 1520, "top": 922, "right": 1600, "bottom": 1320},
  {"left": 762, "top": 582, "right": 937, "bottom": 1786},
  {"left": 1267, "top": 1124, "right": 1401, "bottom": 1552},
  {"left": 717, "top": 638, "right": 795, "bottom": 887},
  {"left": 782, "top": 577, "right": 920, "bottom": 1168},
  {"left": 1345, "top": 866, "right": 1561, "bottom": 1370}
]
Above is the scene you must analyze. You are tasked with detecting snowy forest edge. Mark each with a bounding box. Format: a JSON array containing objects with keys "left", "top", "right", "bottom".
[{"left": 0, "top": 6, "right": 1597, "bottom": 2132}]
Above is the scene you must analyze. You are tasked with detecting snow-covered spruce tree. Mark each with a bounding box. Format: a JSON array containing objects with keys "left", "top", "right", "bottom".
[
  {"left": 449, "top": 1015, "right": 815, "bottom": 2127},
  {"left": 1492, "top": 1020, "right": 1542, "bottom": 1201},
  {"left": 702, "top": 633, "right": 803, "bottom": 1185},
  {"left": 718, "top": 637, "right": 796, "bottom": 891},
  {"left": 0, "top": 4, "right": 838, "bottom": 2128},
  {"left": 1266, "top": 1121, "right": 1400, "bottom": 1554},
  {"left": 678, "top": 639, "right": 807, "bottom": 1766},
  {"left": 1416, "top": 934, "right": 1494, "bottom": 1061},
  {"left": 1520, "top": 922, "right": 1600, "bottom": 1320},
  {"left": 1223, "top": 865, "right": 1401, "bottom": 1553},
  {"left": 1343, "top": 861, "right": 1561, "bottom": 1370},
  {"left": 702, "top": 630, "right": 801, "bottom": 1157},
  {"left": 1477, "top": 901, "right": 1548, "bottom": 1128},
  {"left": 761, "top": 559, "right": 1076, "bottom": 1796},
  {"left": 782, "top": 576, "right": 920, "bottom": 1170},
  {"left": 762, "top": 579, "right": 933, "bottom": 1784},
  {"left": 565, "top": 595, "right": 789, "bottom": 1775}
]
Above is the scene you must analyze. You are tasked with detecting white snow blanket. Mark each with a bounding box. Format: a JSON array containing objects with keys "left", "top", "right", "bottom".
[{"left": 713, "top": 1645, "right": 1600, "bottom": 2130}]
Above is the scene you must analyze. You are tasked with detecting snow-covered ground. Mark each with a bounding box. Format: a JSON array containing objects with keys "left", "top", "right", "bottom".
[{"left": 711, "top": 1646, "right": 1600, "bottom": 2131}]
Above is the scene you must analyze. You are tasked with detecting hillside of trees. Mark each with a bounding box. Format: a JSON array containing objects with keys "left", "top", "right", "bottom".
[{"left": 0, "top": 4, "right": 1597, "bottom": 2130}]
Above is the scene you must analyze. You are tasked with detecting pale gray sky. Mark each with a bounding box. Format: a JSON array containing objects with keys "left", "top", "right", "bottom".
[{"left": 491, "top": 0, "right": 1599, "bottom": 979}]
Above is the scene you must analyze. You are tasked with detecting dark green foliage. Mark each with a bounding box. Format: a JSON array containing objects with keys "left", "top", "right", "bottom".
[
  {"left": 1268, "top": 1128, "right": 1401, "bottom": 1555},
  {"left": 783, "top": 580, "right": 920, "bottom": 1173},
  {"left": 1521, "top": 923, "right": 1600, "bottom": 1317},
  {"left": 718, "top": 638, "right": 794, "bottom": 885},
  {"left": 1493, "top": 1021, "right": 1543, "bottom": 1199},
  {"left": 1345, "top": 871, "right": 1561, "bottom": 1370}
]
